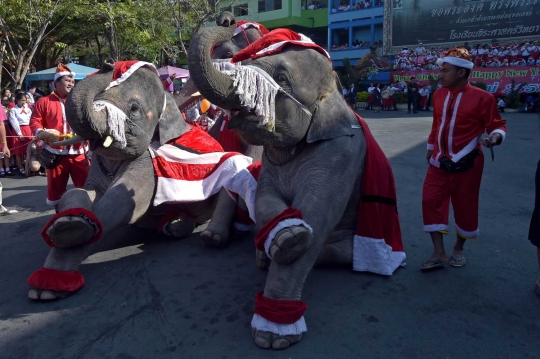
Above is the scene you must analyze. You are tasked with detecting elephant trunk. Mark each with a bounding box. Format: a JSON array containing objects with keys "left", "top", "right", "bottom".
[
  {"left": 65, "top": 61, "right": 115, "bottom": 139},
  {"left": 188, "top": 25, "right": 243, "bottom": 110}
]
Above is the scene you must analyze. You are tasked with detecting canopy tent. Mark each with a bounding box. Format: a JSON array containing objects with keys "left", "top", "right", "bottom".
[
  {"left": 24, "top": 63, "right": 99, "bottom": 89},
  {"left": 158, "top": 66, "right": 190, "bottom": 92}
]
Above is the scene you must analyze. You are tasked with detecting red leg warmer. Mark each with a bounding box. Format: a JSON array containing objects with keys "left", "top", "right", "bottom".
[
  {"left": 254, "top": 207, "right": 303, "bottom": 252},
  {"left": 254, "top": 290, "right": 308, "bottom": 324},
  {"left": 27, "top": 267, "right": 85, "bottom": 292},
  {"left": 41, "top": 208, "right": 103, "bottom": 247}
]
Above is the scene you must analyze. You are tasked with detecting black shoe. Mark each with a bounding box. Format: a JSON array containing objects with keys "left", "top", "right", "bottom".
[
  {"left": 0, "top": 171, "right": 5, "bottom": 178},
  {"left": 5, "top": 169, "right": 13, "bottom": 176}
]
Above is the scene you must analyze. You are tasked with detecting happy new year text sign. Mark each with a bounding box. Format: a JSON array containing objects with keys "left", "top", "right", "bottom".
[
  {"left": 391, "top": 66, "right": 540, "bottom": 94},
  {"left": 392, "top": 0, "right": 540, "bottom": 47}
]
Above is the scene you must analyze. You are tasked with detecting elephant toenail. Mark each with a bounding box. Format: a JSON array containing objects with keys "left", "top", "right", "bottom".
[
  {"left": 272, "top": 338, "right": 291, "bottom": 350},
  {"left": 254, "top": 336, "right": 271, "bottom": 349}
]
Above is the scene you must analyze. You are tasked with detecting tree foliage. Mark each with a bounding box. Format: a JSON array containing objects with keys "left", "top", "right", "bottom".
[{"left": 1, "top": 0, "right": 236, "bottom": 90}]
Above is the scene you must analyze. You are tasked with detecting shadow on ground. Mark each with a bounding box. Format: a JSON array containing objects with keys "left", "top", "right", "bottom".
[{"left": 0, "top": 112, "right": 539, "bottom": 359}]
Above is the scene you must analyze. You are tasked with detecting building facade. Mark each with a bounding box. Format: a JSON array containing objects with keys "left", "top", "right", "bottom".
[
  {"left": 327, "top": 1, "right": 384, "bottom": 67},
  {"left": 218, "top": 0, "right": 329, "bottom": 47}
]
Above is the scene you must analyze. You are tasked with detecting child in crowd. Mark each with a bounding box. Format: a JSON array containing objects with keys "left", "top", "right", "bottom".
[{"left": 8, "top": 93, "right": 32, "bottom": 176}]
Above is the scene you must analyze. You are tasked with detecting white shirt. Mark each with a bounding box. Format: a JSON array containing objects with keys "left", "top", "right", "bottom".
[
  {"left": 521, "top": 46, "right": 530, "bottom": 56},
  {"left": 9, "top": 104, "right": 32, "bottom": 136},
  {"left": 419, "top": 88, "right": 430, "bottom": 97},
  {"left": 367, "top": 86, "right": 376, "bottom": 94},
  {"left": 497, "top": 100, "right": 505, "bottom": 108}
]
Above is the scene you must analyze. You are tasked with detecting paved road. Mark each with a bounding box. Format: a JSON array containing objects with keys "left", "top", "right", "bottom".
[{"left": 1, "top": 111, "right": 539, "bottom": 359}]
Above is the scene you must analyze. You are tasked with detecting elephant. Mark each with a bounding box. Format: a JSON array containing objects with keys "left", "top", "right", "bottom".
[
  {"left": 188, "top": 20, "right": 406, "bottom": 350},
  {"left": 26, "top": 59, "right": 253, "bottom": 301},
  {"left": 174, "top": 11, "right": 267, "bottom": 160}
]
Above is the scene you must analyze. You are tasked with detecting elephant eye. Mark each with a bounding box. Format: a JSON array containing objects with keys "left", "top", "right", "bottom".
[
  {"left": 277, "top": 74, "right": 288, "bottom": 84},
  {"left": 130, "top": 103, "right": 140, "bottom": 113},
  {"left": 226, "top": 51, "right": 233, "bottom": 58}
]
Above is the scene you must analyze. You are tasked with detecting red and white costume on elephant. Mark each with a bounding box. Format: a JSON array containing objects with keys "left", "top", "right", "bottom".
[
  {"left": 30, "top": 64, "right": 88, "bottom": 206},
  {"left": 28, "top": 61, "right": 253, "bottom": 295},
  {"left": 424, "top": 81, "right": 507, "bottom": 238},
  {"left": 216, "top": 30, "right": 405, "bottom": 336}
]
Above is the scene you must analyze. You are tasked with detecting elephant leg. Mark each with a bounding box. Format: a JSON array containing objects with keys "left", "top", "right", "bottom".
[
  {"left": 166, "top": 214, "right": 196, "bottom": 239},
  {"left": 315, "top": 230, "right": 354, "bottom": 266},
  {"left": 28, "top": 154, "right": 156, "bottom": 301},
  {"left": 201, "top": 188, "right": 236, "bottom": 247}
]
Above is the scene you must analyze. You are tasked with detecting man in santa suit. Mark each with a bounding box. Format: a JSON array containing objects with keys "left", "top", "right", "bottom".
[
  {"left": 30, "top": 64, "right": 88, "bottom": 212},
  {"left": 421, "top": 47, "right": 507, "bottom": 270}
]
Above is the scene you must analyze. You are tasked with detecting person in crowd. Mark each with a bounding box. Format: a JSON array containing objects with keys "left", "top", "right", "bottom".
[
  {"left": 407, "top": 77, "right": 419, "bottom": 113},
  {"left": 419, "top": 85, "right": 430, "bottom": 111},
  {"left": 367, "top": 82, "right": 375, "bottom": 110},
  {"left": 26, "top": 84, "right": 37, "bottom": 103},
  {"left": 381, "top": 85, "right": 392, "bottom": 111},
  {"left": 0, "top": 103, "right": 11, "bottom": 178},
  {"left": 421, "top": 47, "right": 507, "bottom": 271},
  {"left": 9, "top": 93, "right": 32, "bottom": 175},
  {"left": 30, "top": 63, "right": 88, "bottom": 211},
  {"left": 497, "top": 97, "right": 506, "bottom": 112},
  {"left": 372, "top": 83, "right": 382, "bottom": 113},
  {"left": 348, "top": 83, "right": 357, "bottom": 108}
]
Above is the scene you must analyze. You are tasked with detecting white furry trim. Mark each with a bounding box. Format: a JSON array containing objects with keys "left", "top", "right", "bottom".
[
  {"left": 251, "top": 314, "right": 307, "bottom": 335},
  {"left": 54, "top": 71, "right": 75, "bottom": 81},
  {"left": 456, "top": 224, "right": 479, "bottom": 238},
  {"left": 490, "top": 129, "right": 506, "bottom": 142},
  {"left": 264, "top": 218, "right": 313, "bottom": 259},
  {"left": 423, "top": 224, "right": 449, "bottom": 232},
  {"left": 104, "top": 62, "right": 158, "bottom": 91},
  {"left": 46, "top": 198, "right": 61, "bottom": 205},
  {"left": 436, "top": 56, "right": 474, "bottom": 69},
  {"left": 224, "top": 169, "right": 258, "bottom": 222},
  {"left": 353, "top": 235, "right": 406, "bottom": 276},
  {"left": 162, "top": 223, "right": 171, "bottom": 236},
  {"left": 427, "top": 143, "right": 434, "bottom": 150},
  {"left": 429, "top": 157, "right": 440, "bottom": 168},
  {"left": 93, "top": 101, "right": 128, "bottom": 148}
]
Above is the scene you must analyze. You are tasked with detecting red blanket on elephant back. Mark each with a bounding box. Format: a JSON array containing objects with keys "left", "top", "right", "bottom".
[
  {"left": 149, "top": 127, "right": 252, "bottom": 207},
  {"left": 353, "top": 113, "right": 405, "bottom": 275}
]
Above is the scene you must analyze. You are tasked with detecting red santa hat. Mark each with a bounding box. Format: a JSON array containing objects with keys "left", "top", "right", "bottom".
[
  {"left": 234, "top": 20, "right": 270, "bottom": 38},
  {"left": 231, "top": 28, "right": 330, "bottom": 63},
  {"left": 100, "top": 60, "right": 159, "bottom": 91},
  {"left": 54, "top": 63, "right": 75, "bottom": 81}
]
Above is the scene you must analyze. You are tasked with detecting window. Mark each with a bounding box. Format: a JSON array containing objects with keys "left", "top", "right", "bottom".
[
  {"left": 233, "top": 3, "right": 249, "bottom": 16},
  {"left": 257, "top": 0, "right": 281, "bottom": 13}
]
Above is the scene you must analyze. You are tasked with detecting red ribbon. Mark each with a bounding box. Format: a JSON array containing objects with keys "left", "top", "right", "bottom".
[{"left": 254, "top": 290, "right": 307, "bottom": 324}]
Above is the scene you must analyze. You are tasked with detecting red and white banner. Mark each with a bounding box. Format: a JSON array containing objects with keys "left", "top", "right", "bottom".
[{"left": 149, "top": 143, "right": 252, "bottom": 207}]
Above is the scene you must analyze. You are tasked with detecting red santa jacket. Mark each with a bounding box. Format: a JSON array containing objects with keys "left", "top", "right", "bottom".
[
  {"left": 30, "top": 93, "right": 85, "bottom": 155},
  {"left": 427, "top": 83, "right": 507, "bottom": 167}
]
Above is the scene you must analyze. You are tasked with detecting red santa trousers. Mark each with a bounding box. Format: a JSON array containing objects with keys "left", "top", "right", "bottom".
[
  {"left": 422, "top": 152, "right": 484, "bottom": 238},
  {"left": 46, "top": 154, "right": 88, "bottom": 205}
]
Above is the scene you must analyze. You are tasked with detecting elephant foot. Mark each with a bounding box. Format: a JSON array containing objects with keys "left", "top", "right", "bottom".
[
  {"left": 166, "top": 215, "right": 196, "bottom": 239},
  {"left": 200, "top": 230, "right": 229, "bottom": 248},
  {"left": 251, "top": 328, "right": 303, "bottom": 350},
  {"left": 270, "top": 225, "right": 313, "bottom": 265},
  {"left": 47, "top": 216, "right": 95, "bottom": 248},
  {"left": 28, "top": 288, "right": 75, "bottom": 301},
  {"left": 200, "top": 221, "right": 230, "bottom": 248},
  {"left": 256, "top": 249, "right": 271, "bottom": 270}
]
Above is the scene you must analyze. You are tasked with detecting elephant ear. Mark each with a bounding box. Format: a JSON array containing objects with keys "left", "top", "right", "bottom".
[
  {"left": 333, "top": 71, "right": 344, "bottom": 97},
  {"left": 158, "top": 93, "right": 191, "bottom": 145},
  {"left": 306, "top": 88, "right": 355, "bottom": 143}
]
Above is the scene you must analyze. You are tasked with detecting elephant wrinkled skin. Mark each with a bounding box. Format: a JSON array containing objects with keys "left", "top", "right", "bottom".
[{"left": 188, "top": 23, "right": 371, "bottom": 350}]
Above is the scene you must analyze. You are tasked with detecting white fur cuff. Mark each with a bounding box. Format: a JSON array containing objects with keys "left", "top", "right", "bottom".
[
  {"left": 251, "top": 314, "right": 307, "bottom": 336},
  {"left": 264, "top": 218, "right": 313, "bottom": 259}
]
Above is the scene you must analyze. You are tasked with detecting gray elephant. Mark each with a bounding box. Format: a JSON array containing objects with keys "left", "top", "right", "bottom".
[
  {"left": 174, "top": 12, "right": 267, "bottom": 160},
  {"left": 189, "top": 23, "right": 406, "bottom": 350},
  {"left": 26, "top": 60, "right": 253, "bottom": 301}
]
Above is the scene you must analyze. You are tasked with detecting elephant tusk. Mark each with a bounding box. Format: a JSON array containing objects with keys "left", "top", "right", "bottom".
[
  {"left": 52, "top": 135, "right": 86, "bottom": 147},
  {"left": 102, "top": 136, "right": 114, "bottom": 148}
]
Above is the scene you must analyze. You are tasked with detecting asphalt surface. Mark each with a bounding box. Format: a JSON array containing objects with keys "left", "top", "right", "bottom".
[{"left": 1, "top": 110, "right": 539, "bottom": 359}]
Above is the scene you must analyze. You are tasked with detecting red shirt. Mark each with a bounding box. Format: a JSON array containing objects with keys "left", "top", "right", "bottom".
[
  {"left": 427, "top": 83, "right": 507, "bottom": 167},
  {"left": 30, "top": 93, "right": 84, "bottom": 155}
]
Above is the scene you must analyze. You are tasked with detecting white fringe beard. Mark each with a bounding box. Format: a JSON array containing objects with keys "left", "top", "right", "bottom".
[
  {"left": 213, "top": 61, "right": 278, "bottom": 131},
  {"left": 93, "top": 101, "right": 128, "bottom": 148}
]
